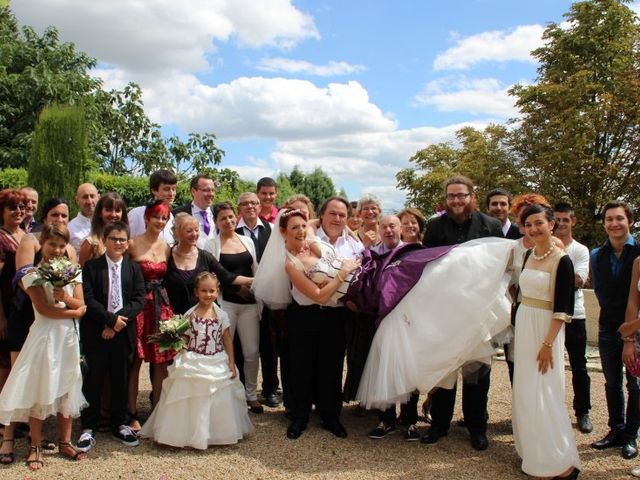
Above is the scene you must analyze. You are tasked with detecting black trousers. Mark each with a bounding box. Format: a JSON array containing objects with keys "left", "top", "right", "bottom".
[
  {"left": 565, "top": 318, "right": 591, "bottom": 417},
  {"left": 80, "top": 333, "right": 131, "bottom": 432},
  {"left": 287, "top": 302, "right": 346, "bottom": 423},
  {"left": 430, "top": 369, "right": 490, "bottom": 435},
  {"left": 380, "top": 391, "right": 420, "bottom": 426}
]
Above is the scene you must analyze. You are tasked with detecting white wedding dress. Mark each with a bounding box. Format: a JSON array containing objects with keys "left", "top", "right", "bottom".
[
  {"left": 140, "top": 304, "right": 253, "bottom": 448},
  {"left": 356, "top": 237, "right": 515, "bottom": 409},
  {"left": 0, "top": 272, "right": 87, "bottom": 424},
  {"left": 513, "top": 269, "right": 580, "bottom": 477}
]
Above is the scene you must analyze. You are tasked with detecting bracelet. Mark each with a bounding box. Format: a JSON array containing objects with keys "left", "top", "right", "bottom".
[
  {"left": 541, "top": 340, "right": 553, "bottom": 348},
  {"left": 336, "top": 272, "right": 345, "bottom": 283},
  {"left": 623, "top": 336, "right": 636, "bottom": 343}
]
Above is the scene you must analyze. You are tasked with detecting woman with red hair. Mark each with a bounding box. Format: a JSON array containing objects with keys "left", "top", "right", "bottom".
[{"left": 126, "top": 201, "right": 174, "bottom": 434}]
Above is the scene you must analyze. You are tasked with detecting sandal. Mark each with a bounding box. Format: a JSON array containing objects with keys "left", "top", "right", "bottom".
[
  {"left": 0, "top": 438, "right": 15, "bottom": 465},
  {"left": 28, "top": 435, "right": 56, "bottom": 451},
  {"left": 26, "top": 445, "right": 43, "bottom": 470},
  {"left": 58, "top": 441, "right": 85, "bottom": 461},
  {"left": 128, "top": 412, "right": 142, "bottom": 434}
]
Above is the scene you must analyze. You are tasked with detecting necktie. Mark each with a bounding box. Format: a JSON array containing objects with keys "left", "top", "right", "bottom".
[
  {"left": 109, "top": 263, "right": 121, "bottom": 313},
  {"left": 199, "top": 210, "right": 211, "bottom": 236}
]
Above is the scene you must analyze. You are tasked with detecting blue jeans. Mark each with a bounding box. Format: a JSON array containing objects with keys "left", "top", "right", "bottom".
[{"left": 599, "top": 328, "right": 640, "bottom": 437}]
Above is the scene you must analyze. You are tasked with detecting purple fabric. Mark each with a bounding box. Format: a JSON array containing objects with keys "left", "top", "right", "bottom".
[{"left": 342, "top": 243, "right": 455, "bottom": 327}]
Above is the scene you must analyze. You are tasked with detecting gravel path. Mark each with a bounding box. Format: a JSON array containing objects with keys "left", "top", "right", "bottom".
[{"left": 0, "top": 359, "right": 633, "bottom": 479}]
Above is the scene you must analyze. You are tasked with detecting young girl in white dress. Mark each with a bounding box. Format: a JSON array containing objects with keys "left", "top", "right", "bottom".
[
  {"left": 0, "top": 224, "right": 87, "bottom": 470},
  {"left": 140, "top": 272, "right": 253, "bottom": 448}
]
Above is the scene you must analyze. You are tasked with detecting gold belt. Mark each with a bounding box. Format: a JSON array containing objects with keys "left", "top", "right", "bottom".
[{"left": 521, "top": 296, "right": 552, "bottom": 311}]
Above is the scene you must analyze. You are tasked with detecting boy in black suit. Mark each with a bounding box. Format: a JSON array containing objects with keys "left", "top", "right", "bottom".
[{"left": 77, "top": 221, "right": 145, "bottom": 451}]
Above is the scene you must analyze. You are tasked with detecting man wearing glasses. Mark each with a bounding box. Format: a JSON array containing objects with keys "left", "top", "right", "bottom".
[
  {"left": 173, "top": 174, "right": 217, "bottom": 248},
  {"left": 421, "top": 175, "right": 503, "bottom": 451}
]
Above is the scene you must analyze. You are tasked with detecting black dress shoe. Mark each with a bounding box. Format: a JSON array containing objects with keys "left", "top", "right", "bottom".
[
  {"left": 261, "top": 392, "right": 282, "bottom": 408},
  {"left": 622, "top": 439, "right": 638, "bottom": 459},
  {"left": 591, "top": 430, "right": 622, "bottom": 449},
  {"left": 577, "top": 414, "right": 593, "bottom": 434},
  {"left": 551, "top": 467, "right": 580, "bottom": 480},
  {"left": 420, "top": 427, "right": 447, "bottom": 444},
  {"left": 470, "top": 432, "right": 489, "bottom": 451},
  {"left": 322, "top": 421, "right": 347, "bottom": 438},
  {"left": 286, "top": 421, "right": 306, "bottom": 440}
]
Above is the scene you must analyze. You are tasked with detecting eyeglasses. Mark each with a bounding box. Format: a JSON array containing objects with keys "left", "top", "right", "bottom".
[
  {"left": 239, "top": 201, "right": 259, "bottom": 207},
  {"left": 107, "top": 236, "right": 129, "bottom": 244},
  {"left": 7, "top": 204, "right": 26, "bottom": 211},
  {"left": 446, "top": 193, "right": 471, "bottom": 201}
]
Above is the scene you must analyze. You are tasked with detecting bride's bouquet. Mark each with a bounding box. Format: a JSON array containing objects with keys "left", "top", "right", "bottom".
[
  {"left": 147, "top": 314, "right": 191, "bottom": 352},
  {"left": 31, "top": 257, "right": 81, "bottom": 288}
]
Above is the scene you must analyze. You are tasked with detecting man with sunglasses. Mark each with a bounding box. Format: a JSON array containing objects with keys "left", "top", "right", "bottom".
[{"left": 421, "top": 175, "right": 503, "bottom": 451}]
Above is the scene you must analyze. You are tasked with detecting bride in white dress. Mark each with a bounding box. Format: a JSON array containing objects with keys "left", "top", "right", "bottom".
[
  {"left": 253, "top": 209, "right": 516, "bottom": 411},
  {"left": 513, "top": 204, "right": 580, "bottom": 480},
  {"left": 0, "top": 224, "right": 87, "bottom": 470}
]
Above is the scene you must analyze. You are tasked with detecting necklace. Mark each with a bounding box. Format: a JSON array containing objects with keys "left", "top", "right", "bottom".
[
  {"left": 532, "top": 241, "right": 556, "bottom": 261},
  {"left": 175, "top": 247, "right": 197, "bottom": 258}
]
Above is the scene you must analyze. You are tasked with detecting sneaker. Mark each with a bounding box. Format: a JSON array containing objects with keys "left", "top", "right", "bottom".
[
  {"left": 368, "top": 421, "right": 396, "bottom": 439},
  {"left": 112, "top": 425, "right": 140, "bottom": 447},
  {"left": 405, "top": 424, "right": 420, "bottom": 441},
  {"left": 76, "top": 430, "right": 96, "bottom": 453}
]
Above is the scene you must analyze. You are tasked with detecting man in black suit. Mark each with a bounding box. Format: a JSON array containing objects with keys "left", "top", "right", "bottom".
[
  {"left": 421, "top": 175, "right": 503, "bottom": 451},
  {"left": 77, "top": 221, "right": 146, "bottom": 452},
  {"left": 486, "top": 188, "right": 522, "bottom": 240},
  {"left": 172, "top": 174, "right": 216, "bottom": 248},
  {"left": 234, "top": 192, "right": 284, "bottom": 407}
]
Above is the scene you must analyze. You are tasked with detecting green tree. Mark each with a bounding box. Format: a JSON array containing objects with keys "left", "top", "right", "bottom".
[
  {"left": 288, "top": 166, "right": 306, "bottom": 193},
  {"left": 275, "top": 172, "right": 296, "bottom": 206},
  {"left": 303, "top": 167, "right": 336, "bottom": 211},
  {"left": 0, "top": 7, "right": 100, "bottom": 168},
  {"left": 510, "top": 0, "right": 640, "bottom": 246},
  {"left": 29, "top": 104, "right": 88, "bottom": 209},
  {"left": 397, "top": 125, "right": 526, "bottom": 215}
]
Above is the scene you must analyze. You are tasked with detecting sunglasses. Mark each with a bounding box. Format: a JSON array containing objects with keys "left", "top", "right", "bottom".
[{"left": 7, "top": 204, "right": 26, "bottom": 211}]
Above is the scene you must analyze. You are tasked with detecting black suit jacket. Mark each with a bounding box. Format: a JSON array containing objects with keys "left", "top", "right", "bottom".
[
  {"left": 505, "top": 223, "right": 522, "bottom": 240},
  {"left": 82, "top": 255, "right": 146, "bottom": 352},
  {"left": 423, "top": 211, "right": 504, "bottom": 247},
  {"left": 236, "top": 220, "right": 272, "bottom": 262},
  {"left": 172, "top": 203, "right": 192, "bottom": 216}
]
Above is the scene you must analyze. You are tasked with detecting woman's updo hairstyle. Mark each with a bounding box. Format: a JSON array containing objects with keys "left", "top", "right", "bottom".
[
  {"left": 520, "top": 203, "right": 555, "bottom": 226},
  {"left": 279, "top": 208, "right": 308, "bottom": 230}
]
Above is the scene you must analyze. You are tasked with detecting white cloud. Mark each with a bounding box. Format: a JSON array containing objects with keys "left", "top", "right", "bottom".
[
  {"left": 256, "top": 57, "right": 366, "bottom": 76},
  {"left": 103, "top": 72, "right": 398, "bottom": 140},
  {"left": 13, "top": 0, "right": 319, "bottom": 73},
  {"left": 413, "top": 77, "right": 519, "bottom": 118},
  {"left": 433, "top": 24, "right": 545, "bottom": 71}
]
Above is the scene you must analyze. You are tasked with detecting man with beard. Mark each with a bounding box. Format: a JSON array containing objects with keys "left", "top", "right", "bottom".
[{"left": 421, "top": 175, "right": 503, "bottom": 451}]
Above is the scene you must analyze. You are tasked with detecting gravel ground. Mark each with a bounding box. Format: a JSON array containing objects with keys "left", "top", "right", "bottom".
[{"left": 0, "top": 358, "right": 634, "bottom": 480}]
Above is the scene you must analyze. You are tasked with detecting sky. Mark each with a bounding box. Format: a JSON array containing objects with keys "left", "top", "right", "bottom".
[{"left": 12, "top": 0, "right": 640, "bottom": 210}]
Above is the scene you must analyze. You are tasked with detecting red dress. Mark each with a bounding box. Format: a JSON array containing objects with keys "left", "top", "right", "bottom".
[{"left": 135, "top": 261, "right": 175, "bottom": 364}]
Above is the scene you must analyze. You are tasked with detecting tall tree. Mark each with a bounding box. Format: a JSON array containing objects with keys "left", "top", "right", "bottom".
[
  {"left": 303, "top": 167, "right": 336, "bottom": 211},
  {"left": 0, "top": 7, "right": 99, "bottom": 168},
  {"left": 396, "top": 125, "right": 526, "bottom": 215},
  {"left": 29, "top": 104, "right": 88, "bottom": 208},
  {"left": 510, "top": 0, "right": 640, "bottom": 246}
]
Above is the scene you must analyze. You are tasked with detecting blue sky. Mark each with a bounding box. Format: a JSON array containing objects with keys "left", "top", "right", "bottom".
[{"left": 13, "top": 0, "right": 638, "bottom": 210}]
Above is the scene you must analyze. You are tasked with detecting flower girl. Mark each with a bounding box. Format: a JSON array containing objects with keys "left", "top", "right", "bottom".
[
  {"left": 0, "top": 224, "right": 87, "bottom": 470},
  {"left": 140, "top": 272, "right": 253, "bottom": 448}
]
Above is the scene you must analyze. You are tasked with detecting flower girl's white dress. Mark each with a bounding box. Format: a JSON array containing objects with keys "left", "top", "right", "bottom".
[{"left": 140, "top": 303, "right": 253, "bottom": 448}]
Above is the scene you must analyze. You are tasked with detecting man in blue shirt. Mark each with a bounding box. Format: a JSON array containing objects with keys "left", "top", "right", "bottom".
[{"left": 591, "top": 201, "right": 640, "bottom": 459}]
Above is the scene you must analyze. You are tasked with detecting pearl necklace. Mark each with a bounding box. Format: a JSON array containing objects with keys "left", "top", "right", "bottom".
[{"left": 532, "top": 241, "right": 556, "bottom": 261}]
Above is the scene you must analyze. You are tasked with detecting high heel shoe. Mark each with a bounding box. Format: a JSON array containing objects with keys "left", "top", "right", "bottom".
[{"left": 552, "top": 467, "right": 580, "bottom": 480}]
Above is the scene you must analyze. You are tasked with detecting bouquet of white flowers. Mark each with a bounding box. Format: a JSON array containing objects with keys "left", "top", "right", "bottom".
[
  {"left": 147, "top": 314, "right": 191, "bottom": 352},
  {"left": 31, "top": 257, "right": 81, "bottom": 288}
]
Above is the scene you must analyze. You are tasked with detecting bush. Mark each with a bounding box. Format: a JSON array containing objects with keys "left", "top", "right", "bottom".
[{"left": 0, "top": 168, "right": 28, "bottom": 189}]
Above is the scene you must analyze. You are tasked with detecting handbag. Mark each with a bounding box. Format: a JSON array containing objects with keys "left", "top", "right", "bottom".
[{"left": 627, "top": 333, "right": 640, "bottom": 377}]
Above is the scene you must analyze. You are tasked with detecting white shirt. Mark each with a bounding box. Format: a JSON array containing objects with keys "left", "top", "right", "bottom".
[
  {"left": 128, "top": 205, "right": 174, "bottom": 245},
  {"left": 316, "top": 227, "right": 364, "bottom": 260},
  {"left": 502, "top": 219, "right": 513, "bottom": 237},
  {"left": 105, "top": 255, "right": 124, "bottom": 313},
  {"left": 371, "top": 240, "right": 404, "bottom": 255},
  {"left": 564, "top": 238, "right": 589, "bottom": 319},
  {"left": 190, "top": 203, "right": 216, "bottom": 249},
  {"left": 236, "top": 217, "right": 267, "bottom": 241},
  {"left": 68, "top": 213, "right": 92, "bottom": 255}
]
